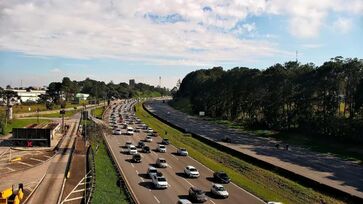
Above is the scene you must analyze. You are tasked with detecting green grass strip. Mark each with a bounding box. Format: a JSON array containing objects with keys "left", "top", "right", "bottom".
[
  {"left": 1, "top": 118, "right": 51, "bottom": 135},
  {"left": 135, "top": 103, "right": 344, "bottom": 204},
  {"left": 92, "top": 141, "right": 128, "bottom": 203}
]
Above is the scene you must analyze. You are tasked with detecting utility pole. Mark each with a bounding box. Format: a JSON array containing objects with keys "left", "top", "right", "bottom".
[{"left": 296, "top": 50, "right": 298, "bottom": 62}]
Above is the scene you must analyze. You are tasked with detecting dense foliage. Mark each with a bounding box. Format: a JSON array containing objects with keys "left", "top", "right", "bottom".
[
  {"left": 174, "top": 57, "right": 363, "bottom": 142},
  {"left": 41, "top": 77, "right": 169, "bottom": 104}
]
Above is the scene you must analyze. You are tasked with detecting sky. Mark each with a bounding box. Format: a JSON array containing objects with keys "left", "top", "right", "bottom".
[{"left": 0, "top": 0, "right": 362, "bottom": 89}]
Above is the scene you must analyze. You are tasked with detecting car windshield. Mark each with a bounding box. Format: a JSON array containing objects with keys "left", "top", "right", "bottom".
[
  {"left": 159, "top": 159, "right": 166, "bottom": 163},
  {"left": 220, "top": 173, "right": 228, "bottom": 178},
  {"left": 134, "top": 155, "right": 141, "bottom": 158},
  {"left": 149, "top": 169, "right": 157, "bottom": 173},
  {"left": 180, "top": 148, "right": 186, "bottom": 151},
  {"left": 194, "top": 189, "right": 203, "bottom": 194},
  {"left": 190, "top": 168, "right": 197, "bottom": 172},
  {"left": 157, "top": 177, "right": 166, "bottom": 182},
  {"left": 216, "top": 186, "right": 225, "bottom": 191},
  {"left": 130, "top": 147, "right": 136, "bottom": 150},
  {"left": 160, "top": 145, "right": 165, "bottom": 148}
]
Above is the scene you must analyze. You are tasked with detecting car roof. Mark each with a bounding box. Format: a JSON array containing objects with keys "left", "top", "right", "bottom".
[
  {"left": 213, "top": 183, "right": 224, "bottom": 188},
  {"left": 186, "top": 165, "right": 195, "bottom": 169},
  {"left": 148, "top": 166, "right": 156, "bottom": 170}
]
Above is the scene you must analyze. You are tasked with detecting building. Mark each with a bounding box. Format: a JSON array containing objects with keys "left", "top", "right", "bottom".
[
  {"left": 6, "top": 89, "right": 46, "bottom": 104},
  {"left": 75, "top": 93, "right": 90, "bottom": 101},
  {"left": 129, "top": 79, "right": 135, "bottom": 87}
]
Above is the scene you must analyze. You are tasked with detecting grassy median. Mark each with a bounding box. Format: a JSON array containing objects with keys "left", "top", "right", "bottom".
[
  {"left": 1, "top": 118, "right": 51, "bottom": 135},
  {"left": 91, "top": 106, "right": 105, "bottom": 119},
  {"left": 135, "top": 103, "right": 345, "bottom": 204},
  {"left": 92, "top": 141, "right": 129, "bottom": 203}
]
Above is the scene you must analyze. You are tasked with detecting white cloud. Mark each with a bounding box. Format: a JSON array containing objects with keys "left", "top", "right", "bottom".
[
  {"left": 302, "top": 43, "right": 324, "bottom": 49},
  {"left": 0, "top": 0, "right": 362, "bottom": 65},
  {"left": 333, "top": 18, "right": 353, "bottom": 34},
  {"left": 50, "top": 68, "right": 62, "bottom": 73}
]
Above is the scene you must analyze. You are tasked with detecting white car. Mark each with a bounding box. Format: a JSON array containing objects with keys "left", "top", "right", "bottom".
[
  {"left": 177, "top": 148, "right": 188, "bottom": 156},
  {"left": 147, "top": 166, "right": 158, "bottom": 178},
  {"left": 151, "top": 174, "right": 168, "bottom": 189},
  {"left": 128, "top": 145, "right": 138, "bottom": 155},
  {"left": 113, "top": 129, "right": 122, "bottom": 135},
  {"left": 126, "top": 127, "right": 134, "bottom": 135},
  {"left": 156, "top": 158, "right": 167, "bottom": 168},
  {"left": 125, "top": 141, "right": 132, "bottom": 148},
  {"left": 147, "top": 128, "right": 153, "bottom": 133},
  {"left": 158, "top": 144, "right": 166, "bottom": 153},
  {"left": 211, "top": 184, "right": 229, "bottom": 198},
  {"left": 145, "top": 136, "right": 152, "bottom": 142},
  {"left": 184, "top": 166, "right": 200, "bottom": 178}
]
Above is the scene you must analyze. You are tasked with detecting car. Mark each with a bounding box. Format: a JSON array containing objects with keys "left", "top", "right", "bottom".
[
  {"left": 161, "top": 138, "right": 170, "bottom": 145},
  {"left": 126, "top": 127, "right": 134, "bottom": 135},
  {"left": 134, "top": 128, "right": 141, "bottom": 133},
  {"left": 125, "top": 141, "right": 132, "bottom": 148},
  {"left": 177, "top": 199, "right": 192, "bottom": 204},
  {"left": 138, "top": 141, "right": 145, "bottom": 148},
  {"left": 132, "top": 153, "right": 142, "bottom": 163},
  {"left": 213, "top": 171, "right": 231, "bottom": 184},
  {"left": 113, "top": 129, "right": 122, "bottom": 135},
  {"left": 221, "top": 136, "right": 232, "bottom": 143},
  {"left": 158, "top": 144, "right": 166, "bottom": 153},
  {"left": 128, "top": 145, "right": 138, "bottom": 155},
  {"left": 210, "top": 184, "right": 229, "bottom": 198},
  {"left": 147, "top": 128, "right": 153, "bottom": 133},
  {"left": 142, "top": 146, "right": 151, "bottom": 153},
  {"left": 184, "top": 166, "right": 200, "bottom": 178},
  {"left": 177, "top": 148, "right": 188, "bottom": 156},
  {"left": 145, "top": 136, "right": 152, "bottom": 142},
  {"left": 151, "top": 174, "right": 168, "bottom": 189},
  {"left": 147, "top": 166, "right": 158, "bottom": 178},
  {"left": 156, "top": 158, "right": 167, "bottom": 168},
  {"left": 188, "top": 187, "right": 207, "bottom": 203}
]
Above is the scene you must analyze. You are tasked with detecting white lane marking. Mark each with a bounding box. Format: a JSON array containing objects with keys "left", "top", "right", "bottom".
[
  {"left": 43, "top": 155, "right": 52, "bottom": 158},
  {"left": 210, "top": 200, "right": 216, "bottom": 204},
  {"left": 18, "top": 161, "right": 33, "bottom": 167},
  {"left": 136, "top": 170, "right": 139, "bottom": 174},
  {"left": 168, "top": 183, "right": 171, "bottom": 188},
  {"left": 140, "top": 177, "right": 144, "bottom": 182},
  {"left": 183, "top": 178, "right": 194, "bottom": 187},
  {"left": 6, "top": 167, "right": 15, "bottom": 171},
  {"left": 152, "top": 152, "right": 157, "bottom": 156},
  {"left": 168, "top": 165, "right": 172, "bottom": 169},
  {"left": 131, "top": 163, "right": 134, "bottom": 168},
  {"left": 30, "top": 157, "right": 44, "bottom": 162},
  {"left": 171, "top": 154, "right": 179, "bottom": 160},
  {"left": 153, "top": 195, "right": 161, "bottom": 203}
]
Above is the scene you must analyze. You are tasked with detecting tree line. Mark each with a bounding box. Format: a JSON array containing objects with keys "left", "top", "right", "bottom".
[
  {"left": 41, "top": 77, "right": 169, "bottom": 106},
  {"left": 173, "top": 57, "right": 363, "bottom": 142}
]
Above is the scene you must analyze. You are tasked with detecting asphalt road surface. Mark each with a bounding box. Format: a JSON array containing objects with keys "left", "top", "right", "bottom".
[
  {"left": 102, "top": 100, "right": 265, "bottom": 204},
  {"left": 144, "top": 100, "right": 363, "bottom": 199}
]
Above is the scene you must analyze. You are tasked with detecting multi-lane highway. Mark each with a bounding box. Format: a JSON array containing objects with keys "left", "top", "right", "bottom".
[
  {"left": 144, "top": 100, "right": 363, "bottom": 200},
  {"left": 101, "top": 100, "right": 264, "bottom": 204}
]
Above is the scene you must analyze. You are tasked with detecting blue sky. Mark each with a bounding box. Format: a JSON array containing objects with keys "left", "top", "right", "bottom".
[{"left": 0, "top": 0, "right": 362, "bottom": 88}]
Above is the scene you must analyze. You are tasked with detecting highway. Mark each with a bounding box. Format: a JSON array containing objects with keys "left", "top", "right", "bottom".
[
  {"left": 101, "top": 100, "right": 264, "bottom": 204},
  {"left": 144, "top": 100, "right": 363, "bottom": 200}
]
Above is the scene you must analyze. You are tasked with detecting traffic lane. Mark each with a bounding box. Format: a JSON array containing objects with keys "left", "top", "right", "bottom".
[
  {"left": 146, "top": 135, "right": 263, "bottom": 204},
  {"left": 112, "top": 132, "right": 184, "bottom": 204},
  {"left": 107, "top": 134, "right": 159, "bottom": 204},
  {"left": 126, "top": 122, "right": 262, "bottom": 204}
]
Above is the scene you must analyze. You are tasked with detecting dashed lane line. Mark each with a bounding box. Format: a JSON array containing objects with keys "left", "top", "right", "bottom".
[
  {"left": 171, "top": 154, "right": 179, "bottom": 160},
  {"left": 131, "top": 163, "right": 134, "bottom": 168},
  {"left": 18, "top": 161, "right": 33, "bottom": 167},
  {"left": 183, "top": 178, "right": 194, "bottom": 187},
  {"left": 30, "top": 157, "right": 45, "bottom": 162},
  {"left": 210, "top": 200, "right": 216, "bottom": 204},
  {"left": 153, "top": 195, "right": 161, "bottom": 203},
  {"left": 6, "top": 167, "right": 15, "bottom": 171}
]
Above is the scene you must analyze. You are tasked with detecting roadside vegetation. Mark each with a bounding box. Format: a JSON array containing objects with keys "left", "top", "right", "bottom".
[
  {"left": 171, "top": 57, "right": 363, "bottom": 162},
  {"left": 91, "top": 106, "right": 105, "bottom": 119},
  {"left": 1, "top": 118, "right": 51, "bottom": 135},
  {"left": 135, "top": 103, "right": 345, "bottom": 204},
  {"left": 37, "top": 109, "right": 80, "bottom": 118},
  {"left": 88, "top": 121, "right": 129, "bottom": 204}
]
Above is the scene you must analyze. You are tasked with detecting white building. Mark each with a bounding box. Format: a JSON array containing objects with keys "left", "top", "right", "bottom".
[
  {"left": 75, "top": 93, "right": 90, "bottom": 101},
  {"left": 6, "top": 89, "right": 46, "bottom": 103}
]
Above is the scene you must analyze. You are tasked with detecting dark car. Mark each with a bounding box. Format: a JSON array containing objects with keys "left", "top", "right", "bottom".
[
  {"left": 221, "top": 136, "right": 232, "bottom": 143},
  {"left": 142, "top": 146, "right": 151, "bottom": 153},
  {"left": 138, "top": 141, "right": 145, "bottom": 148},
  {"left": 188, "top": 187, "right": 207, "bottom": 203},
  {"left": 132, "top": 153, "right": 141, "bottom": 163},
  {"left": 161, "top": 138, "right": 170, "bottom": 145},
  {"left": 213, "top": 171, "right": 231, "bottom": 184}
]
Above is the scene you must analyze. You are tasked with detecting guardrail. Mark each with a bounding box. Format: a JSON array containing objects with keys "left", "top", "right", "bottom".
[{"left": 142, "top": 102, "right": 363, "bottom": 203}]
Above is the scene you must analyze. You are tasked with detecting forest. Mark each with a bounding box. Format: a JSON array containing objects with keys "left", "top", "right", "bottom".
[{"left": 173, "top": 57, "right": 363, "bottom": 142}]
